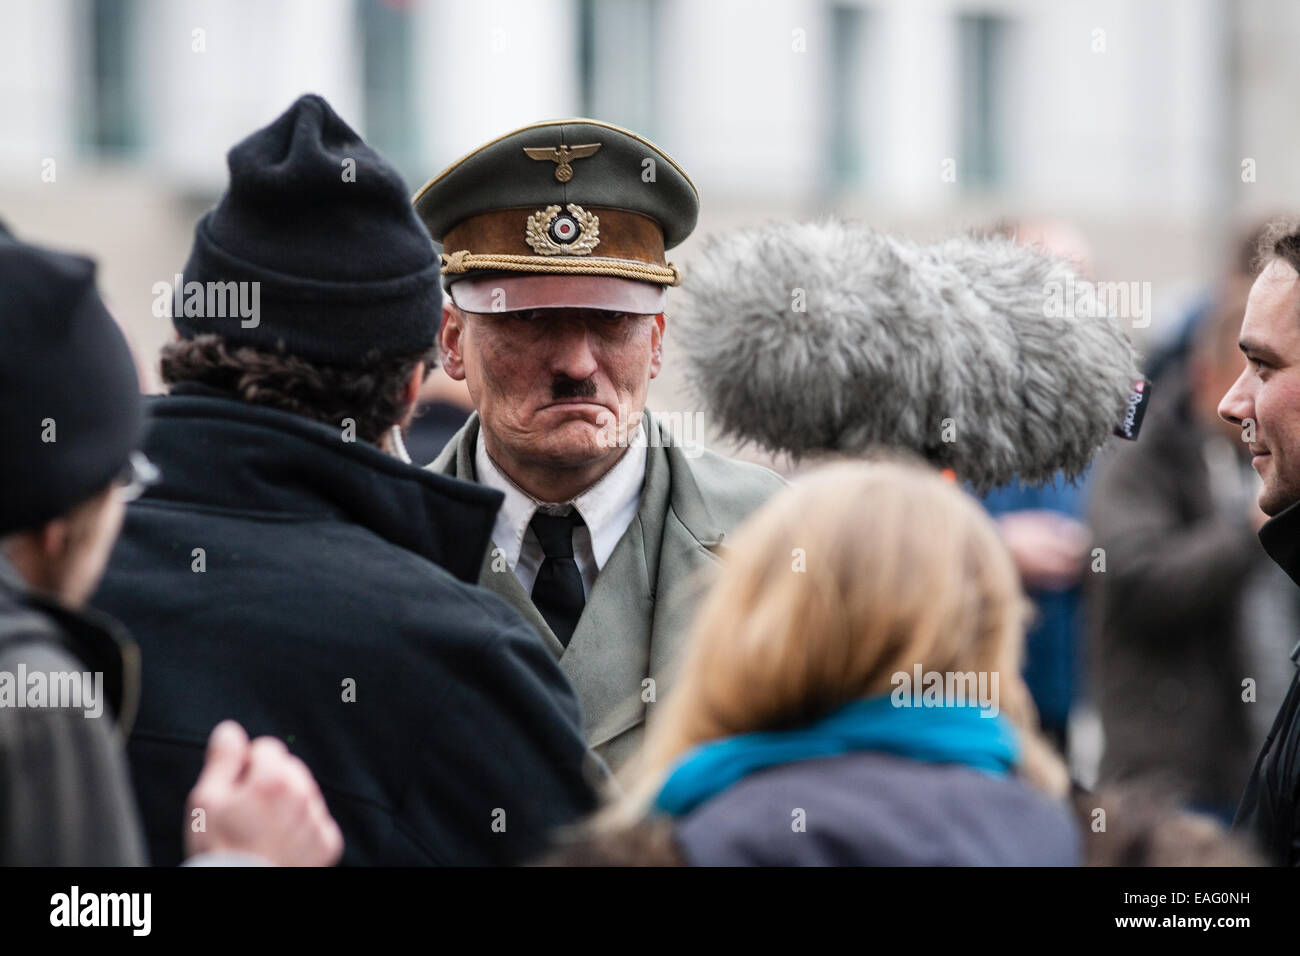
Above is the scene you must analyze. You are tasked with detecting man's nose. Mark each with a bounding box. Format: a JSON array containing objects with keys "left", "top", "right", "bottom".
[
  {"left": 549, "top": 324, "right": 599, "bottom": 381},
  {"left": 1218, "top": 367, "right": 1252, "bottom": 427}
]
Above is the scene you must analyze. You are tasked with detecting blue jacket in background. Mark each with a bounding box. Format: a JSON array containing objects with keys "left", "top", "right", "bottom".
[{"left": 981, "top": 475, "right": 1088, "bottom": 736}]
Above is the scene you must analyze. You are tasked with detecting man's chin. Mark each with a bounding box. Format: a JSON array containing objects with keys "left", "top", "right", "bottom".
[
  {"left": 1259, "top": 481, "right": 1300, "bottom": 518},
  {"left": 528, "top": 420, "right": 621, "bottom": 466}
]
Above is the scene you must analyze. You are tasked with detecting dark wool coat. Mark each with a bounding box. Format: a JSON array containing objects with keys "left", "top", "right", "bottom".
[{"left": 92, "top": 387, "right": 597, "bottom": 866}]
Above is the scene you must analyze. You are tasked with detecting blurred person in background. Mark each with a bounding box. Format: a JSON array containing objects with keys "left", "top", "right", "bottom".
[
  {"left": 1072, "top": 785, "right": 1260, "bottom": 866},
  {"left": 0, "top": 222, "right": 341, "bottom": 866},
  {"left": 403, "top": 365, "right": 474, "bottom": 465},
  {"left": 1219, "top": 217, "right": 1300, "bottom": 864},
  {"left": 1088, "top": 281, "right": 1264, "bottom": 821},
  {"left": 985, "top": 496, "right": 1089, "bottom": 752},
  {"left": 91, "top": 95, "right": 597, "bottom": 866},
  {"left": 980, "top": 219, "right": 1096, "bottom": 754},
  {"left": 1145, "top": 220, "right": 1276, "bottom": 387},
  {"left": 549, "top": 460, "right": 1079, "bottom": 866}
]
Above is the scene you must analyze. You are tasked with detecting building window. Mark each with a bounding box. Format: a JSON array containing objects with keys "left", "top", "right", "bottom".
[
  {"left": 578, "top": 0, "right": 659, "bottom": 136},
  {"left": 827, "top": 4, "right": 870, "bottom": 190},
  {"left": 358, "top": 0, "right": 418, "bottom": 183},
  {"left": 957, "top": 13, "right": 1008, "bottom": 191},
  {"left": 86, "top": 0, "right": 140, "bottom": 157}
]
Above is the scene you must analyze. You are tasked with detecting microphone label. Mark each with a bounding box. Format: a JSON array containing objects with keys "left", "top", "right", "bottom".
[{"left": 1113, "top": 379, "right": 1152, "bottom": 440}]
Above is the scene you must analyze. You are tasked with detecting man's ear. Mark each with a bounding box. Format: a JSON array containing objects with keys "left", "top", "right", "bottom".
[
  {"left": 10, "top": 518, "right": 71, "bottom": 594},
  {"left": 649, "top": 312, "right": 666, "bottom": 379},
  {"left": 440, "top": 303, "right": 467, "bottom": 381},
  {"left": 38, "top": 518, "right": 71, "bottom": 564},
  {"left": 404, "top": 361, "right": 425, "bottom": 411}
]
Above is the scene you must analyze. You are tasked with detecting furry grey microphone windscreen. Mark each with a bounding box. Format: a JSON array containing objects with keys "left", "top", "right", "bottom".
[{"left": 675, "top": 220, "right": 1140, "bottom": 493}]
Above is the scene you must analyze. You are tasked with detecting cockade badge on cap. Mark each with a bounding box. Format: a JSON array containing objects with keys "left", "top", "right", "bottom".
[{"left": 525, "top": 203, "right": 600, "bottom": 256}]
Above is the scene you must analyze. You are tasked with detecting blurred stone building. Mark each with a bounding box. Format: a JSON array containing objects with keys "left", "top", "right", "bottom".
[{"left": 0, "top": 0, "right": 1294, "bottom": 409}]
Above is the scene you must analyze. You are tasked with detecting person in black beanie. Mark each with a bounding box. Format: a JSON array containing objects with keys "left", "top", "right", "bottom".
[
  {"left": 0, "top": 222, "right": 344, "bottom": 866},
  {"left": 172, "top": 93, "right": 442, "bottom": 363},
  {"left": 91, "top": 94, "right": 600, "bottom": 866}
]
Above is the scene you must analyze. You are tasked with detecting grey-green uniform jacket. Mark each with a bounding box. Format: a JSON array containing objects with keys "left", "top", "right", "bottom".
[{"left": 429, "top": 411, "right": 785, "bottom": 772}]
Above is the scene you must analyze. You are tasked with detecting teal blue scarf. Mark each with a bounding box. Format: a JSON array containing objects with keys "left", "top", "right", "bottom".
[{"left": 654, "top": 695, "right": 1020, "bottom": 817}]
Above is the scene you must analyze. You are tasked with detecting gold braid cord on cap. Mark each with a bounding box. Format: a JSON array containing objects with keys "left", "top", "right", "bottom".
[
  {"left": 438, "top": 206, "right": 681, "bottom": 286},
  {"left": 440, "top": 251, "right": 682, "bottom": 286}
]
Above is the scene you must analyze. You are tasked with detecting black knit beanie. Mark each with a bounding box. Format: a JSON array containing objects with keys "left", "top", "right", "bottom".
[
  {"left": 175, "top": 93, "right": 441, "bottom": 365},
  {"left": 0, "top": 222, "right": 144, "bottom": 535}
]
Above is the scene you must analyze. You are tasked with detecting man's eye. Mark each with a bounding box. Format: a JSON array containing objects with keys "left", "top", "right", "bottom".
[{"left": 1250, "top": 357, "right": 1271, "bottom": 372}]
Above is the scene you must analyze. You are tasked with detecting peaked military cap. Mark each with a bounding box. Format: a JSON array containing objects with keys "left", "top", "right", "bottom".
[{"left": 413, "top": 119, "right": 698, "bottom": 313}]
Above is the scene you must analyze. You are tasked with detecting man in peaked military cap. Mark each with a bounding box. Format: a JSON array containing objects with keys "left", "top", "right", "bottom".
[{"left": 416, "top": 120, "right": 785, "bottom": 772}]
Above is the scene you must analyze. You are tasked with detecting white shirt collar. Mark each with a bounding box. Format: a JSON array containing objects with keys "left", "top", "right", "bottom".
[{"left": 475, "top": 424, "right": 647, "bottom": 573}]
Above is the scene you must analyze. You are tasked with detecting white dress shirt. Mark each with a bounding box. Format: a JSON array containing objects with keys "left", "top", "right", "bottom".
[{"left": 475, "top": 427, "right": 647, "bottom": 598}]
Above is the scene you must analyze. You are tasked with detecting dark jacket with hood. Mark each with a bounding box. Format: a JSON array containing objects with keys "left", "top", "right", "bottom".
[
  {"left": 91, "top": 387, "right": 598, "bottom": 866},
  {"left": 0, "top": 554, "right": 145, "bottom": 864},
  {"left": 1235, "top": 499, "right": 1300, "bottom": 864}
]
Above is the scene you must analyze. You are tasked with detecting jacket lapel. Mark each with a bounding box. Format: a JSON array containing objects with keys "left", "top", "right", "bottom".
[
  {"left": 646, "top": 439, "right": 727, "bottom": 716},
  {"left": 432, "top": 414, "right": 566, "bottom": 657},
  {"left": 560, "top": 427, "right": 667, "bottom": 749}
]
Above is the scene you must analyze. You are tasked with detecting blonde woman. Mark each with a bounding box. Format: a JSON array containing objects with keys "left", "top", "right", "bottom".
[{"left": 551, "top": 458, "right": 1079, "bottom": 866}]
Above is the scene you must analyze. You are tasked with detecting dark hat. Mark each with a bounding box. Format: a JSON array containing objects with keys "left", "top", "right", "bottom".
[
  {"left": 0, "top": 223, "right": 144, "bottom": 535},
  {"left": 177, "top": 93, "right": 441, "bottom": 365},
  {"left": 413, "top": 119, "right": 699, "bottom": 313}
]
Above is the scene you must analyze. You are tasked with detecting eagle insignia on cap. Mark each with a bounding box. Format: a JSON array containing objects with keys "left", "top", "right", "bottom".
[
  {"left": 523, "top": 143, "right": 602, "bottom": 182},
  {"left": 525, "top": 204, "right": 600, "bottom": 256}
]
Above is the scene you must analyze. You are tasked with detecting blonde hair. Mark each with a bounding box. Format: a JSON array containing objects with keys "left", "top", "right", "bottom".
[{"left": 603, "top": 457, "right": 1069, "bottom": 828}]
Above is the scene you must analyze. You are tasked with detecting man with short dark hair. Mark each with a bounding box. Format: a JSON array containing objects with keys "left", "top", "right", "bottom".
[
  {"left": 92, "top": 95, "right": 597, "bottom": 865},
  {"left": 1218, "top": 217, "right": 1300, "bottom": 863},
  {"left": 1090, "top": 282, "right": 1265, "bottom": 818}
]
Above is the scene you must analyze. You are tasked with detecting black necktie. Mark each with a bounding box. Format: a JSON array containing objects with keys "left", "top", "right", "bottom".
[{"left": 529, "top": 510, "right": 587, "bottom": 647}]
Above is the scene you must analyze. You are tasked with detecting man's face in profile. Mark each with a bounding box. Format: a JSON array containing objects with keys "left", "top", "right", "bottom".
[{"left": 1219, "top": 257, "right": 1300, "bottom": 516}]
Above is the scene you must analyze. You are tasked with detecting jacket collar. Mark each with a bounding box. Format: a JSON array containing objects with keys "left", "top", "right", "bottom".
[
  {"left": 1259, "top": 499, "right": 1300, "bottom": 588},
  {"left": 0, "top": 552, "right": 139, "bottom": 735},
  {"left": 472, "top": 424, "right": 648, "bottom": 573},
  {"left": 1260, "top": 501, "right": 1300, "bottom": 664},
  {"left": 141, "top": 389, "right": 504, "bottom": 585},
  {"left": 0, "top": 551, "right": 28, "bottom": 596},
  {"left": 431, "top": 411, "right": 729, "bottom": 554}
]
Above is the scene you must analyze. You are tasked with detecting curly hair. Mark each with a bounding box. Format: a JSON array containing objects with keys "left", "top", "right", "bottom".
[{"left": 160, "top": 335, "right": 436, "bottom": 444}]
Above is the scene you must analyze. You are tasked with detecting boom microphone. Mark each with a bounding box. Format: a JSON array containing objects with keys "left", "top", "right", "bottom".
[{"left": 674, "top": 220, "right": 1141, "bottom": 492}]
